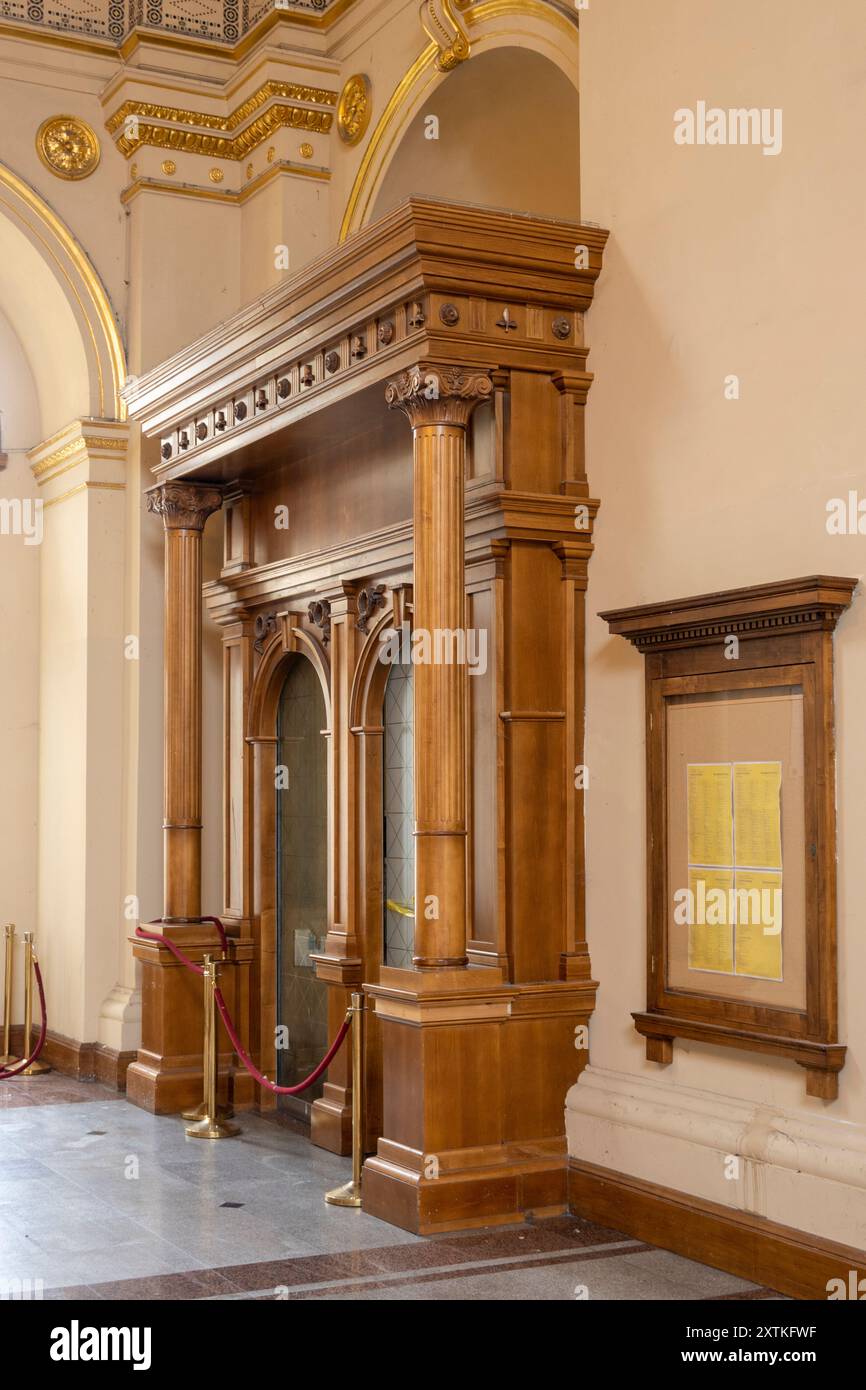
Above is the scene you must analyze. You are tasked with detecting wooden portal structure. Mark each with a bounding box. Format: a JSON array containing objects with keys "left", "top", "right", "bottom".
[{"left": 125, "top": 197, "right": 608, "bottom": 1233}]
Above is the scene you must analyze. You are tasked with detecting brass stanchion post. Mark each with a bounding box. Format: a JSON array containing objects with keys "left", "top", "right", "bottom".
[
  {"left": 186, "top": 954, "right": 240, "bottom": 1139},
  {"left": 325, "top": 991, "right": 364, "bottom": 1207},
  {"left": 182, "top": 941, "right": 233, "bottom": 1123},
  {"left": 21, "top": 933, "right": 49, "bottom": 1075},
  {"left": 0, "top": 924, "right": 17, "bottom": 1066}
]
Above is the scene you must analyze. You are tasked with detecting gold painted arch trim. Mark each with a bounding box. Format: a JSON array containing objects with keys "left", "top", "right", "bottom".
[
  {"left": 0, "top": 163, "right": 127, "bottom": 420},
  {"left": 339, "top": 0, "right": 579, "bottom": 242}
]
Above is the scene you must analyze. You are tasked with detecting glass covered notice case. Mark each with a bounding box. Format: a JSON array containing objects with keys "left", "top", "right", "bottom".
[{"left": 601, "top": 576, "right": 856, "bottom": 1100}]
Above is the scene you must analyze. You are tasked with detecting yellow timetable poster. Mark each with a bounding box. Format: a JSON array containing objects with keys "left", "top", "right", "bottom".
[
  {"left": 687, "top": 763, "right": 733, "bottom": 867},
  {"left": 684, "top": 760, "right": 784, "bottom": 983},
  {"left": 687, "top": 867, "right": 734, "bottom": 972},
  {"left": 733, "top": 762, "right": 782, "bottom": 869},
  {"left": 733, "top": 869, "right": 783, "bottom": 980}
]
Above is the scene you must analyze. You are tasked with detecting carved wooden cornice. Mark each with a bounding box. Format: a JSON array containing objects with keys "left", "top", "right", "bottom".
[
  {"left": 145, "top": 480, "right": 223, "bottom": 530},
  {"left": 123, "top": 197, "right": 608, "bottom": 483},
  {"left": 601, "top": 576, "right": 858, "bottom": 653},
  {"left": 385, "top": 364, "right": 493, "bottom": 428}
]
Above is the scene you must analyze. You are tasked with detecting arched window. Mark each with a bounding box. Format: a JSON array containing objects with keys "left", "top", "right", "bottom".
[
  {"left": 276, "top": 655, "right": 328, "bottom": 1106},
  {"left": 383, "top": 655, "right": 415, "bottom": 967}
]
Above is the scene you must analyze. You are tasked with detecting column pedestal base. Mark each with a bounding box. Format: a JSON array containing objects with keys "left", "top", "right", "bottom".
[
  {"left": 362, "top": 965, "right": 597, "bottom": 1233},
  {"left": 127, "top": 925, "right": 254, "bottom": 1114}
]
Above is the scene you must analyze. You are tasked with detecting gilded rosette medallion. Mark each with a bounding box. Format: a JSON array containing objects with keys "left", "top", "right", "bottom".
[
  {"left": 36, "top": 116, "right": 101, "bottom": 181},
  {"left": 337, "top": 74, "right": 372, "bottom": 146}
]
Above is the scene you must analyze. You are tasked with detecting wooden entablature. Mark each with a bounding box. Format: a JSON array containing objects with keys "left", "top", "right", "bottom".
[{"left": 122, "top": 195, "right": 608, "bottom": 470}]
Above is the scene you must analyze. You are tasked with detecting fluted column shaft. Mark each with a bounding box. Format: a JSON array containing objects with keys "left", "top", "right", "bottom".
[
  {"left": 387, "top": 365, "right": 492, "bottom": 967},
  {"left": 146, "top": 481, "right": 222, "bottom": 922}
]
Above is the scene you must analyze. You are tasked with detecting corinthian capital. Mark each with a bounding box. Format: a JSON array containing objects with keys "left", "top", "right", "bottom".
[
  {"left": 385, "top": 364, "right": 493, "bottom": 429},
  {"left": 146, "top": 481, "right": 223, "bottom": 531}
]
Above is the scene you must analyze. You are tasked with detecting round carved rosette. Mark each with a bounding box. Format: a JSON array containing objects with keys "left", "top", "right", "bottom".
[
  {"left": 337, "top": 74, "right": 372, "bottom": 146},
  {"left": 36, "top": 116, "right": 101, "bottom": 180}
]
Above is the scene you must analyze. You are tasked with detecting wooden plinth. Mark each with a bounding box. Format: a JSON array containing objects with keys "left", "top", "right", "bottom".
[
  {"left": 126, "top": 926, "right": 254, "bottom": 1114},
  {"left": 362, "top": 966, "right": 596, "bottom": 1233}
]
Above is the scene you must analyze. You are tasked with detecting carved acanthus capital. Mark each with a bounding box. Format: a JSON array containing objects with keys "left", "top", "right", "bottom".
[
  {"left": 146, "top": 481, "right": 223, "bottom": 531},
  {"left": 385, "top": 365, "right": 493, "bottom": 429}
]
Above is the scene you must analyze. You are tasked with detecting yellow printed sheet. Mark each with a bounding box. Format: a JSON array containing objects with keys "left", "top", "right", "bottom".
[
  {"left": 687, "top": 867, "right": 734, "bottom": 973},
  {"left": 733, "top": 762, "right": 782, "bottom": 869},
  {"left": 733, "top": 869, "right": 783, "bottom": 980},
  {"left": 687, "top": 764, "right": 733, "bottom": 867},
  {"left": 683, "top": 760, "right": 784, "bottom": 983}
]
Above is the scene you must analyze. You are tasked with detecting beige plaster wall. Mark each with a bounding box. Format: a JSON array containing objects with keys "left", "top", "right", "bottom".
[
  {"left": 0, "top": 309, "right": 40, "bottom": 1020},
  {"left": 570, "top": 0, "right": 866, "bottom": 1214}
]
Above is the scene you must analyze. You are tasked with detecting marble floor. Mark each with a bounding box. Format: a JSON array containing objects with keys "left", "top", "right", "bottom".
[{"left": 0, "top": 1076, "right": 783, "bottom": 1301}]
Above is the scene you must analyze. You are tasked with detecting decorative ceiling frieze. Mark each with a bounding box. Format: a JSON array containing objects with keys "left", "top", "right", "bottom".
[{"left": 0, "top": 0, "right": 344, "bottom": 48}]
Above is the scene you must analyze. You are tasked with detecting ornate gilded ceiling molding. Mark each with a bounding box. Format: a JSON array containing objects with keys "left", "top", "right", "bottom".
[
  {"left": 420, "top": 0, "right": 471, "bottom": 73},
  {"left": 30, "top": 435, "right": 125, "bottom": 482},
  {"left": 105, "top": 81, "right": 337, "bottom": 140},
  {"left": 112, "top": 101, "right": 333, "bottom": 160}
]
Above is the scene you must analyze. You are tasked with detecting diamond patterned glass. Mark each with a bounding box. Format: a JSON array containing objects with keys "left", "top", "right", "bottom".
[
  {"left": 383, "top": 657, "right": 415, "bottom": 967},
  {"left": 276, "top": 655, "right": 328, "bottom": 1101}
]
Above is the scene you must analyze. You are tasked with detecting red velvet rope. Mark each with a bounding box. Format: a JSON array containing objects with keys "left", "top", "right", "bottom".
[
  {"left": 214, "top": 986, "right": 351, "bottom": 1095},
  {"left": 200, "top": 916, "right": 229, "bottom": 953},
  {"left": 0, "top": 960, "right": 47, "bottom": 1079},
  {"left": 135, "top": 925, "right": 204, "bottom": 974},
  {"left": 134, "top": 919, "right": 351, "bottom": 1096},
  {"left": 134, "top": 915, "right": 228, "bottom": 972}
]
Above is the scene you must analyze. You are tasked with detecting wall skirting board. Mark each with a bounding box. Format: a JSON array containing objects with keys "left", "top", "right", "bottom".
[
  {"left": 8, "top": 1026, "right": 135, "bottom": 1090},
  {"left": 566, "top": 1066, "right": 866, "bottom": 1299}
]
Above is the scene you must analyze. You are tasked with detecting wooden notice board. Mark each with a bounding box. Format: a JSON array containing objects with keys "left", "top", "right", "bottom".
[{"left": 601, "top": 576, "right": 856, "bottom": 1100}]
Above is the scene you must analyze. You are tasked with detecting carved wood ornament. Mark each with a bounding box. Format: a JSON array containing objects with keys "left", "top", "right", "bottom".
[{"left": 127, "top": 197, "right": 610, "bottom": 1233}]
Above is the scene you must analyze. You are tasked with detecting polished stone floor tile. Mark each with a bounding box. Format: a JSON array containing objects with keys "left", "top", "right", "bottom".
[{"left": 0, "top": 1079, "right": 777, "bottom": 1302}]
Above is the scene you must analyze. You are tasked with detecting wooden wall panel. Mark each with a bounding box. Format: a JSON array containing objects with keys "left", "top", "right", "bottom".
[
  {"left": 251, "top": 422, "right": 410, "bottom": 567},
  {"left": 507, "top": 372, "right": 562, "bottom": 494},
  {"left": 467, "top": 583, "right": 506, "bottom": 967},
  {"left": 507, "top": 720, "right": 566, "bottom": 982}
]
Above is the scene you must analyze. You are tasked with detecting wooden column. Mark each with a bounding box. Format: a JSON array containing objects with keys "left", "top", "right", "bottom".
[
  {"left": 146, "top": 481, "right": 223, "bottom": 922},
  {"left": 127, "top": 480, "right": 230, "bottom": 1115},
  {"left": 386, "top": 365, "right": 492, "bottom": 968}
]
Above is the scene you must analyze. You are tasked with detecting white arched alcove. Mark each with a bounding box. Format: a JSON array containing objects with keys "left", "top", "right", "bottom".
[
  {"left": 340, "top": 2, "right": 580, "bottom": 239},
  {"left": 0, "top": 161, "right": 134, "bottom": 1059},
  {"left": 370, "top": 46, "right": 580, "bottom": 224},
  {"left": 0, "top": 308, "right": 41, "bottom": 1026}
]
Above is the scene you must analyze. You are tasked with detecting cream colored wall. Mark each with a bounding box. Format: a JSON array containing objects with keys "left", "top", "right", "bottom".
[
  {"left": 370, "top": 46, "right": 580, "bottom": 223},
  {"left": 0, "top": 37, "right": 126, "bottom": 317},
  {"left": 0, "top": 310, "right": 40, "bottom": 1021},
  {"left": 331, "top": 0, "right": 581, "bottom": 241},
  {"left": 569, "top": 0, "right": 866, "bottom": 1245}
]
